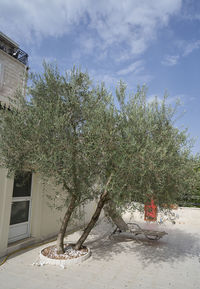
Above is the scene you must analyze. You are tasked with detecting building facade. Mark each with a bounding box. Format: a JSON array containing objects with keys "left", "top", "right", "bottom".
[{"left": 0, "top": 32, "right": 94, "bottom": 258}]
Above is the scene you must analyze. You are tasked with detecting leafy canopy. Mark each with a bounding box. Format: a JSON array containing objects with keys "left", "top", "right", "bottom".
[
  {"left": 0, "top": 64, "right": 199, "bottom": 213},
  {"left": 0, "top": 64, "right": 111, "bottom": 209}
]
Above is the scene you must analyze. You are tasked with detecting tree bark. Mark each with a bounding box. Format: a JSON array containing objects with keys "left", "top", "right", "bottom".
[
  {"left": 56, "top": 195, "right": 77, "bottom": 254},
  {"left": 104, "top": 200, "right": 129, "bottom": 231},
  {"left": 74, "top": 174, "right": 112, "bottom": 250}
]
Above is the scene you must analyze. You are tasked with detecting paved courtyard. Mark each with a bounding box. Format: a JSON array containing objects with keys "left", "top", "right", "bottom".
[{"left": 0, "top": 209, "right": 200, "bottom": 289}]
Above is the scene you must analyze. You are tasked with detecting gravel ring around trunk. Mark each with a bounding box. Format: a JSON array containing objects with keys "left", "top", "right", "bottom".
[{"left": 39, "top": 244, "right": 91, "bottom": 268}]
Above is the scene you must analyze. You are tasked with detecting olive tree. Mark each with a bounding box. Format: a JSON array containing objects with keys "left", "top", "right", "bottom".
[
  {"left": 1, "top": 65, "right": 199, "bottom": 253},
  {"left": 0, "top": 63, "right": 110, "bottom": 253},
  {"left": 74, "top": 84, "right": 199, "bottom": 249}
]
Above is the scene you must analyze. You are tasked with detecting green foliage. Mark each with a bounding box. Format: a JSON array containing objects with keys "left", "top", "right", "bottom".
[
  {"left": 101, "top": 84, "right": 200, "bottom": 211},
  {"left": 177, "top": 163, "right": 200, "bottom": 207},
  {"left": 0, "top": 63, "right": 110, "bottom": 208},
  {"left": 0, "top": 63, "right": 199, "bottom": 217}
]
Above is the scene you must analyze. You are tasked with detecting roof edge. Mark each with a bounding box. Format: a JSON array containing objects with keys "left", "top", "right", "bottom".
[{"left": 0, "top": 32, "right": 19, "bottom": 48}]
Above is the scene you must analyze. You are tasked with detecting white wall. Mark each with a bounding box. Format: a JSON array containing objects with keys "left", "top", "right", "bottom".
[
  {"left": 0, "top": 47, "right": 97, "bottom": 257},
  {"left": 0, "top": 49, "right": 27, "bottom": 104},
  {"left": 0, "top": 170, "right": 96, "bottom": 257},
  {"left": 123, "top": 206, "right": 200, "bottom": 230},
  {"left": 0, "top": 168, "right": 14, "bottom": 257},
  {"left": 0, "top": 42, "right": 29, "bottom": 257}
]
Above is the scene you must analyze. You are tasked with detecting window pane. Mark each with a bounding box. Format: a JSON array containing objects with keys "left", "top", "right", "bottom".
[
  {"left": 13, "top": 172, "right": 32, "bottom": 197},
  {"left": 10, "top": 201, "right": 30, "bottom": 225}
]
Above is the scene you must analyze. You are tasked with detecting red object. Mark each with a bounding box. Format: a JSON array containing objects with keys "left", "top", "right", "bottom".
[{"left": 144, "top": 199, "right": 157, "bottom": 221}]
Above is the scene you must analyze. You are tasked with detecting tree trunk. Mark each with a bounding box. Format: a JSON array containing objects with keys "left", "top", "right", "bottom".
[
  {"left": 104, "top": 200, "right": 129, "bottom": 231},
  {"left": 56, "top": 195, "right": 77, "bottom": 254},
  {"left": 75, "top": 174, "right": 112, "bottom": 250}
]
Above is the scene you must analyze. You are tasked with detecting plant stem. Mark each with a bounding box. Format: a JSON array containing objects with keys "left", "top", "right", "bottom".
[{"left": 74, "top": 174, "right": 112, "bottom": 250}]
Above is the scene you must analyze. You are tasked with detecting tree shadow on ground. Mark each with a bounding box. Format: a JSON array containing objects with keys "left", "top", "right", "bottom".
[{"left": 85, "top": 224, "right": 200, "bottom": 267}]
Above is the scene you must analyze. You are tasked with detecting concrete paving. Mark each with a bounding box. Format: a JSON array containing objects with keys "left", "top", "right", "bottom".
[{"left": 0, "top": 211, "right": 200, "bottom": 289}]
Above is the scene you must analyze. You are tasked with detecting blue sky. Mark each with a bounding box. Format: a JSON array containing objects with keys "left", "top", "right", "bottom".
[{"left": 0, "top": 0, "right": 199, "bottom": 154}]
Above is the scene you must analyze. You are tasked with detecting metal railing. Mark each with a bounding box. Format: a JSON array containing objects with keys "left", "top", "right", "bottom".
[
  {"left": 13, "top": 48, "right": 28, "bottom": 65},
  {"left": 0, "top": 45, "right": 28, "bottom": 66}
]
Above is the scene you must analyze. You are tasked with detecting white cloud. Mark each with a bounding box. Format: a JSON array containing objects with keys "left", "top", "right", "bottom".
[
  {"left": 147, "top": 95, "right": 163, "bottom": 104},
  {"left": 147, "top": 94, "right": 182, "bottom": 105},
  {"left": 117, "top": 60, "right": 144, "bottom": 76},
  {"left": 88, "top": 68, "right": 120, "bottom": 90},
  {"left": 0, "top": 0, "right": 182, "bottom": 59},
  {"left": 161, "top": 55, "right": 179, "bottom": 66},
  {"left": 162, "top": 39, "right": 200, "bottom": 67},
  {"left": 182, "top": 40, "right": 200, "bottom": 56}
]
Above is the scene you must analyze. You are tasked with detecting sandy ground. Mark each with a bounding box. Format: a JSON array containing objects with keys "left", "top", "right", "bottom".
[{"left": 0, "top": 210, "right": 200, "bottom": 289}]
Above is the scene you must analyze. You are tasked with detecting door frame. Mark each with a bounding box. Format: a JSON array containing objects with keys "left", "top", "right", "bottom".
[{"left": 8, "top": 175, "right": 32, "bottom": 243}]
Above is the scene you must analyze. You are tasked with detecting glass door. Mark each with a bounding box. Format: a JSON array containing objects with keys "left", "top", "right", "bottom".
[{"left": 8, "top": 172, "right": 32, "bottom": 243}]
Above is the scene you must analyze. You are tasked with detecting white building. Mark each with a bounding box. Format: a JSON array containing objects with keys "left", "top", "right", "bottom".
[{"left": 0, "top": 32, "right": 93, "bottom": 258}]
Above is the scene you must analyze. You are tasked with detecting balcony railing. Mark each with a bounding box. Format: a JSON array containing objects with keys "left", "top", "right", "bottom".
[
  {"left": 13, "top": 48, "right": 28, "bottom": 65},
  {"left": 0, "top": 44, "right": 28, "bottom": 66}
]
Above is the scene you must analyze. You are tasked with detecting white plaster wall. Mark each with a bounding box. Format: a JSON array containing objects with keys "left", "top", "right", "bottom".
[
  {"left": 0, "top": 49, "right": 27, "bottom": 104},
  {"left": 30, "top": 175, "right": 96, "bottom": 242},
  {"left": 0, "top": 169, "right": 14, "bottom": 257},
  {"left": 0, "top": 46, "right": 28, "bottom": 257},
  {"left": 0, "top": 44, "right": 97, "bottom": 257},
  {"left": 123, "top": 206, "right": 200, "bottom": 229},
  {"left": 0, "top": 171, "right": 97, "bottom": 257}
]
